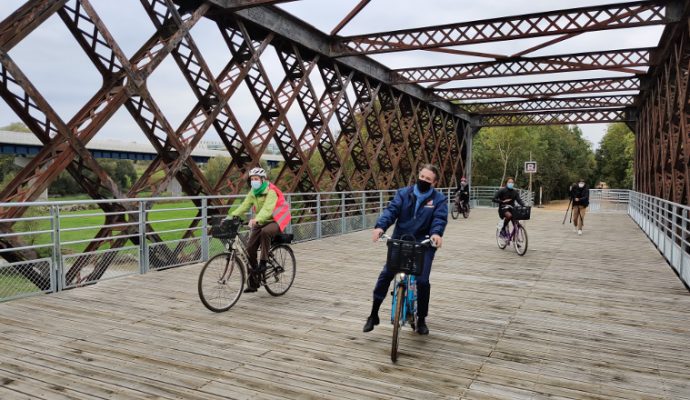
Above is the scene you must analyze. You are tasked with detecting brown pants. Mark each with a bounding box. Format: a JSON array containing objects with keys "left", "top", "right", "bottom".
[
  {"left": 572, "top": 205, "right": 587, "bottom": 230},
  {"left": 246, "top": 221, "right": 280, "bottom": 269}
]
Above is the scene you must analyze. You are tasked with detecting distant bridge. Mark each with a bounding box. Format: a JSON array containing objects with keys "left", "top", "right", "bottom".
[{"left": 0, "top": 130, "right": 283, "bottom": 165}]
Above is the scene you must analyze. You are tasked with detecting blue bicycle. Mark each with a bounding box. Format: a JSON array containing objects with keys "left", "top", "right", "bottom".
[{"left": 380, "top": 234, "right": 435, "bottom": 362}]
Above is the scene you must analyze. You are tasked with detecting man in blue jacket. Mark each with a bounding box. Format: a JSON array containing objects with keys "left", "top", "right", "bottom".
[{"left": 363, "top": 164, "right": 448, "bottom": 335}]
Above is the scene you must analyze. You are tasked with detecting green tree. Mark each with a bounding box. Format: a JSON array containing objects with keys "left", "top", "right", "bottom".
[
  {"left": 204, "top": 156, "right": 232, "bottom": 189},
  {"left": 0, "top": 122, "right": 30, "bottom": 132},
  {"left": 595, "top": 123, "right": 634, "bottom": 189},
  {"left": 472, "top": 125, "right": 595, "bottom": 201}
]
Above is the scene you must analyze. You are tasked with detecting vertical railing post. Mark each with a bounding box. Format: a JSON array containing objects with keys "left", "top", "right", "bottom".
[
  {"left": 379, "top": 191, "right": 384, "bottom": 215},
  {"left": 139, "top": 201, "right": 149, "bottom": 274},
  {"left": 362, "top": 192, "right": 367, "bottom": 230},
  {"left": 50, "top": 205, "right": 63, "bottom": 293},
  {"left": 316, "top": 193, "right": 322, "bottom": 239},
  {"left": 201, "top": 197, "right": 209, "bottom": 262},
  {"left": 341, "top": 192, "right": 346, "bottom": 234}
]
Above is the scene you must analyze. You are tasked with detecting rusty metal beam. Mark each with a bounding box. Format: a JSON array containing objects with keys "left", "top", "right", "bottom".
[
  {"left": 336, "top": 0, "right": 674, "bottom": 56},
  {"left": 394, "top": 48, "right": 653, "bottom": 84},
  {"left": 478, "top": 109, "right": 633, "bottom": 126},
  {"left": 435, "top": 77, "right": 642, "bottom": 101},
  {"left": 463, "top": 95, "right": 637, "bottom": 114},
  {"left": 330, "top": 0, "right": 370, "bottom": 36},
  {"left": 207, "top": 0, "right": 298, "bottom": 9}
]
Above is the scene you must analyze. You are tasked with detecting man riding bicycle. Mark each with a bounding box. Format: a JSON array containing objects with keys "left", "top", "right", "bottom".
[
  {"left": 229, "top": 167, "right": 291, "bottom": 293},
  {"left": 492, "top": 177, "right": 525, "bottom": 236},
  {"left": 455, "top": 176, "right": 470, "bottom": 212},
  {"left": 363, "top": 164, "right": 448, "bottom": 335}
]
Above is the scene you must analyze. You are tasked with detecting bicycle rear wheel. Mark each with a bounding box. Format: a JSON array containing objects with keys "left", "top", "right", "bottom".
[
  {"left": 514, "top": 224, "right": 529, "bottom": 256},
  {"left": 391, "top": 284, "right": 405, "bottom": 363},
  {"left": 198, "top": 253, "right": 245, "bottom": 312},
  {"left": 496, "top": 228, "right": 508, "bottom": 249},
  {"left": 263, "top": 244, "right": 296, "bottom": 296}
]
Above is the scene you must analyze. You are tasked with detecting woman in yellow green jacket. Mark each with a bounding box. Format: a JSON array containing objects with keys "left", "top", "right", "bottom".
[{"left": 230, "top": 167, "right": 291, "bottom": 292}]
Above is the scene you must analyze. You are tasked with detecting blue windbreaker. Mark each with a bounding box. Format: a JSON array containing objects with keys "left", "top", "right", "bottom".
[{"left": 375, "top": 186, "right": 448, "bottom": 241}]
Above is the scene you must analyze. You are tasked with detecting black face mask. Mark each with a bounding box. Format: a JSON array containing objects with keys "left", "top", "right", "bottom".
[{"left": 416, "top": 179, "right": 432, "bottom": 192}]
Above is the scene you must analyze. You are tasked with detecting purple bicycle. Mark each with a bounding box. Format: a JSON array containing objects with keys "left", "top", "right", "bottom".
[{"left": 495, "top": 206, "right": 530, "bottom": 256}]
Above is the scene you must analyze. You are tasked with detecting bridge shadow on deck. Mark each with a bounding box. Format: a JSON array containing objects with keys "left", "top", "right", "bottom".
[{"left": 0, "top": 208, "right": 689, "bottom": 399}]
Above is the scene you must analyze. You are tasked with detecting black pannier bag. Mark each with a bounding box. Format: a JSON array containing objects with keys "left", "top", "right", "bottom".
[
  {"left": 385, "top": 234, "right": 425, "bottom": 276},
  {"left": 512, "top": 206, "right": 531, "bottom": 221}
]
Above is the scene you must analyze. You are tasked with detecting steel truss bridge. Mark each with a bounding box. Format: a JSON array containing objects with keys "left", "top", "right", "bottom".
[{"left": 0, "top": 0, "right": 689, "bottom": 286}]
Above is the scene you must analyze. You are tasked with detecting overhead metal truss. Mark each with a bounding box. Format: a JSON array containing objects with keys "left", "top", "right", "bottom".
[
  {"left": 463, "top": 95, "right": 636, "bottom": 114},
  {"left": 336, "top": 0, "right": 676, "bottom": 55},
  {"left": 393, "top": 48, "right": 653, "bottom": 84},
  {"left": 435, "top": 77, "right": 641, "bottom": 101}
]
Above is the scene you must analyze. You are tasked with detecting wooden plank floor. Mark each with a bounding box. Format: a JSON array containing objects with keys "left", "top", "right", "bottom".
[{"left": 1, "top": 208, "right": 690, "bottom": 399}]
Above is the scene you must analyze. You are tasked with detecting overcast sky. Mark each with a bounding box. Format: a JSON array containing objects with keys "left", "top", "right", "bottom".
[{"left": 0, "top": 0, "right": 664, "bottom": 150}]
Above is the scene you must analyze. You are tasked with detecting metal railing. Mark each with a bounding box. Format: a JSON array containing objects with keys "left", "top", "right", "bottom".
[
  {"left": 0, "top": 186, "right": 536, "bottom": 302},
  {"left": 628, "top": 191, "right": 690, "bottom": 288},
  {"left": 588, "top": 189, "right": 630, "bottom": 212}
]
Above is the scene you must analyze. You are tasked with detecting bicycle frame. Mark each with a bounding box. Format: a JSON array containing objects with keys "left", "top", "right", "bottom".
[{"left": 390, "top": 273, "right": 417, "bottom": 326}]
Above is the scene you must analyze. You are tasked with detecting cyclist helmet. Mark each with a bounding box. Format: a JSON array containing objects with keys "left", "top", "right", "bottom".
[
  {"left": 248, "top": 167, "right": 267, "bottom": 179},
  {"left": 460, "top": 176, "right": 467, "bottom": 182}
]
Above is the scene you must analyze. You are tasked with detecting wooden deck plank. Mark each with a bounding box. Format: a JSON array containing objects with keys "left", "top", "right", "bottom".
[{"left": 1, "top": 208, "right": 690, "bottom": 399}]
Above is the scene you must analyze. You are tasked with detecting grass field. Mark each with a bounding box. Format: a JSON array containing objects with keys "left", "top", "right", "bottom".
[{"left": 18, "top": 200, "right": 238, "bottom": 254}]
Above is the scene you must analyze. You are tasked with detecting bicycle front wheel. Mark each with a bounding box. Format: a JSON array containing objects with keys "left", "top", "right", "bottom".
[
  {"left": 198, "top": 253, "right": 245, "bottom": 312},
  {"left": 451, "top": 204, "right": 459, "bottom": 219},
  {"left": 496, "top": 228, "right": 508, "bottom": 249},
  {"left": 264, "top": 244, "right": 296, "bottom": 296},
  {"left": 514, "top": 224, "right": 529, "bottom": 256},
  {"left": 391, "top": 284, "right": 405, "bottom": 363},
  {"left": 463, "top": 205, "right": 470, "bottom": 219}
]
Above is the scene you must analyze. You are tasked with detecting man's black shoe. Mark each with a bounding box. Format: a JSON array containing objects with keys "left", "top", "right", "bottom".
[
  {"left": 417, "top": 321, "right": 429, "bottom": 335},
  {"left": 362, "top": 315, "right": 379, "bottom": 332},
  {"left": 243, "top": 286, "right": 258, "bottom": 293}
]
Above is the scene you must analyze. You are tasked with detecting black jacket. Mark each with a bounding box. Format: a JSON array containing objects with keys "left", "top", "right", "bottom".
[
  {"left": 492, "top": 187, "right": 525, "bottom": 208},
  {"left": 570, "top": 184, "right": 589, "bottom": 207},
  {"left": 455, "top": 183, "right": 470, "bottom": 200}
]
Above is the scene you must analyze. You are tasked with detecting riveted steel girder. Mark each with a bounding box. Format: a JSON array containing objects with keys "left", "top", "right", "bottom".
[
  {"left": 336, "top": 0, "right": 674, "bottom": 55},
  {"left": 435, "top": 77, "right": 642, "bottom": 101},
  {"left": 394, "top": 48, "right": 653, "bottom": 84},
  {"left": 479, "top": 109, "right": 634, "bottom": 126},
  {"left": 463, "top": 95, "right": 637, "bottom": 114}
]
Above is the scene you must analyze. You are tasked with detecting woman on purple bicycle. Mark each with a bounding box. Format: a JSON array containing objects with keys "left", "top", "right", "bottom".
[{"left": 492, "top": 177, "right": 525, "bottom": 236}]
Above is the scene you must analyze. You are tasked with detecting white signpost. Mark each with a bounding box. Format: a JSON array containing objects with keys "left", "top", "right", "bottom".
[{"left": 524, "top": 160, "right": 537, "bottom": 204}]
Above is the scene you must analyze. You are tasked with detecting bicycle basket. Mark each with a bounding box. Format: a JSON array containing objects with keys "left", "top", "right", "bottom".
[
  {"left": 513, "top": 206, "right": 531, "bottom": 221},
  {"left": 385, "top": 235, "right": 425, "bottom": 276},
  {"left": 211, "top": 218, "right": 240, "bottom": 239}
]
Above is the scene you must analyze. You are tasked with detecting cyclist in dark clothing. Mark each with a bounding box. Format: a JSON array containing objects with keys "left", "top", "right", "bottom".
[
  {"left": 363, "top": 164, "right": 447, "bottom": 336},
  {"left": 454, "top": 177, "right": 470, "bottom": 212},
  {"left": 492, "top": 177, "right": 525, "bottom": 234}
]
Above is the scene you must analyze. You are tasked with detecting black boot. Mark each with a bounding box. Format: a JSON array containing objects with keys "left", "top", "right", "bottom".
[
  {"left": 417, "top": 317, "right": 429, "bottom": 335},
  {"left": 363, "top": 298, "right": 383, "bottom": 332},
  {"left": 417, "top": 284, "right": 430, "bottom": 335}
]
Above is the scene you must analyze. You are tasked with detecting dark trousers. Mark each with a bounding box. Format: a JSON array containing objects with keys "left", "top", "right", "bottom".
[
  {"left": 372, "top": 248, "right": 435, "bottom": 318},
  {"left": 246, "top": 222, "right": 280, "bottom": 269}
]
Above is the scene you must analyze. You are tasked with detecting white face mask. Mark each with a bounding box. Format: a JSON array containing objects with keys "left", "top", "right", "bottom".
[
  {"left": 251, "top": 180, "right": 262, "bottom": 190},
  {"left": 578, "top": 182, "right": 585, "bottom": 188}
]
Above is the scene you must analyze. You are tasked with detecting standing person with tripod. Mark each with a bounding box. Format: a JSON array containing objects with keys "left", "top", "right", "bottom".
[{"left": 569, "top": 178, "right": 589, "bottom": 236}]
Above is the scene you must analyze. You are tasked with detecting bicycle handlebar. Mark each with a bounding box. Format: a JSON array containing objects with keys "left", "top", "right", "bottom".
[{"left": 379, "top": 233, "right": 438, "bottom": 248}]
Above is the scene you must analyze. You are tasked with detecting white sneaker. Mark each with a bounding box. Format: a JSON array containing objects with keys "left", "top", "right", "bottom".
[{"left": 578, "top": 230, "right": 582, "bottom": 235}]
